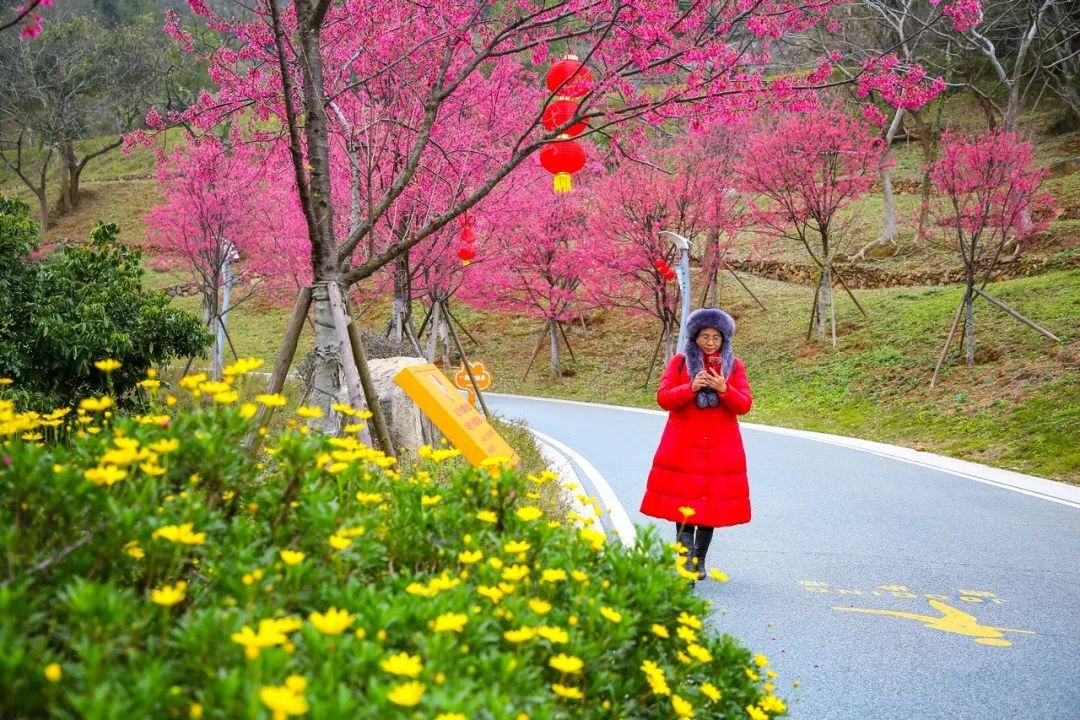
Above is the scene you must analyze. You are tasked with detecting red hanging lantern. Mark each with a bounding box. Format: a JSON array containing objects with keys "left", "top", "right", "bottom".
[
  {"left": 457, "top": 245, "right": 477, "bottom": 265},
  {"left": 542, "top": 99, "right": 586, "bottom": 137},
  {"left": 539, "top": 139, "right": 587, "bottom": 193},
  {"left": 545, "top": 55, "right": 594, "bottom": 97},
  {"left": 654, "top": 259, "right": 676, "bottom": 282}
]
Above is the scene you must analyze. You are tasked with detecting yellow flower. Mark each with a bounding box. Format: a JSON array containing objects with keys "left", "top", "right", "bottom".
[
  {"left": 709, "top": 568, "right": 729, "bottom": 582},
  {"left": 570, "top": 570, "right": 588, "bottom": 583},
  {"left": 516, "top": 506, "right": 543, "bottom": 522},
  {"left": 579, "top": 527, "right": 605, "bottom": 550},
  {"left": 381, "top": 651, "right": 423, "bottom": 678},
  {"left": 754, "top": 653, "right": 770, "bottom": 667},
  {"left": 551, "top": 683, "right": 583, "bottom": 700},
  {"left": 672, "top": 694, "right": 695, "bottom": 718},
  {"left": 140, "top": 462, "right": 166, "bottom": 477},
  {"left": 0, "top": 378, "right": 13, "bottom": 385},
  {"left": 260, "top": 683, "right": 309, "bottom": 717},
  {"left": 223, "top": 357, "right": 264, "bottom": 376},
  {"left": 503, "top": 540, "right": 531, "bottom": 555},
  {"left": 149, "top": 438, "right": 180, "bottom": 454},
  {"left": 599, "top": 606, "right": 622, "bottom": 623},
  {"left": 232, "top": 624, "right": 287, "bottom": 659},
  {"left": 387, "top": 681, "right": 425, "bottom": 707},
  {"left": 700, "top": 682, "right": 721, "bottom": 702},
  {"left": 477, "top": 585, "right": 504, "bottom": 604},
  {"left": 123, "top": 541, "right": 145, "bottom": 560},
  {"left": 746, "top": 705, "right": 768, "bottom": 720},
  {"left": 79, "top": 396, "right": 114, "bottom": 412},
  {"left": 435, "top": 714, "right": 466, "bottom": 720},
  {"left": 476, "top": 510, "right": 497, "bottom": 523},
  {"left": 458, "top": 549, "right": 483, "bottom": 564},
  {"left": 213, "top": 390, "right": 239, "bottom": 404},
  {"left": 760, "top": 695, "right": 787, "bottom": 714},
  {"left": 640, "top": 660, "right": 670, "bottom": 696},
  {"left": 256, "top": 393, "right": 288, "bottom": 407},
  {"left": 528, "top": 599, "right": 552, "bottom": 615},
  {"left": 686, "top": 644, "right": 713, "bottom": 663},
  {"left": 676, "top": 625, "right": 698, "bottom": 644},
  {"left": 501, "top": 564, "right": 530, "bottom": 582},
  {"left": 677, "top": 612, "right": 702, "bottom": 629},
  {"left": 84, "top": 465, "right": 127, "bottom": 486},
  {"left": 44, "top": 663, "right": 62, "bottom": 682},
  {"left": 189, "top": 702, "right": 203, "bottom": 718},
  {"left": 296, "top": 405, "right": 323, "bottom": 419},
  {"left": 503, "top": 627, "right": 535, "bottom": 643},
  {"left": 138, "top": 378, "right": 161, "bottom": 390},
  {"left": 94, "top": 359, "right": 122, "bottom": 372},
  {"left": 308, "top": 607, "right": 355, "bottom": 635},
  {"left": 150, "top": 581, "right": 188, "bottom": 606},
  {"left": 328, "top": 534, "right": 352, "bottom": 550},
  {"left": 239, "top": 402, "right": 258, "bottom": 419},
  {"left": 548, "top": 653, "right": 583, "bottom": 674},
  {"left": 541, "top": 568, "right": 568, "bottom": 583},
  {"left": 421, "top": 494, "right": 442, "bottom": 506},
  {"left": 152, "top": 523, "right": 206, "bottom": 545},
  {"left": 279, "top": 549, "right": 305, "bottom": 566},
  {"left": 355, "top": 491, "right": 384, "bottom": 504},
  {"left": 430, "top": 612, "right": 468, "bottom": 633}
]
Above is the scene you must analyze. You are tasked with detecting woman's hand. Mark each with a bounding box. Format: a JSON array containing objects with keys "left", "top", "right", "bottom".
[
  {"left": 691, "top": 371, "right": 710, "bottom": 391},
  {"left": 704, "top": 368, "right": 727, "bottom": 394}
]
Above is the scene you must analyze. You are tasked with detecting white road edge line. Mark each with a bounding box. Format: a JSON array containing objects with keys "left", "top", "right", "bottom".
[
  {"left": 531, "top": 433, "right": 607, "bottom": 539},
  {"left": 489, "top": 392, "right": 1080, "bottom": 510},
  {"left": 527, "top": 427, "right": 637, "bottom": 547}
]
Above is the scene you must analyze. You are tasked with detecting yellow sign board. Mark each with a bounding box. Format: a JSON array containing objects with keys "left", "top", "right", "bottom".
[{"left": 395, "top": 363, "right": 519, "bottom": 468}]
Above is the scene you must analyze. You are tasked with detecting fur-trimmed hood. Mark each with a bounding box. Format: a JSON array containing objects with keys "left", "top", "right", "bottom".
[{"left": 682, "top": 308, "right": 736, "bottom": 409}]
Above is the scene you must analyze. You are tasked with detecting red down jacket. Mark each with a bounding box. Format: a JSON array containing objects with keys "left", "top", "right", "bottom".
[{"left": 639, "top": 353, "right": 753, "bottom": 527}]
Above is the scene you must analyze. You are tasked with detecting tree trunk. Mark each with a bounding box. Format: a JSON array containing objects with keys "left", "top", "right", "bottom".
[
  {"left": 704, "top": 227, "right": 720, "bottom": 305},
  {"left": 880, "top": 109, "right": 904, "bottom": 244},
  {"left": 963, "top": 282, "right": 975, "bottom": 367},
  {"left": 426, "top": 300, "right": 441, "bottom": 363},
  {"left": 58, "top": 143, "right": 81, "bottom": 212},
  {"left": 549, "top": 318, "right": 561, "bottom": 379},
  {"left": 391, "top": 253, "right": 410, "bottom": 344},
  {"left": 815, "top": 267, "right": 830, "bottom": 344}
]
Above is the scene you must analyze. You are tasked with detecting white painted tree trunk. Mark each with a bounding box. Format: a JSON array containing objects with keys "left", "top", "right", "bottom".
[{"left": 308, "top": 282, "right": 372, "bottom": 443}]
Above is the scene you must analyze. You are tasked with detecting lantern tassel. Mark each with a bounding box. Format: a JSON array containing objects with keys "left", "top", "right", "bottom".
[{"left": 553, "top": 172, "right": 573, "bottom": 193}]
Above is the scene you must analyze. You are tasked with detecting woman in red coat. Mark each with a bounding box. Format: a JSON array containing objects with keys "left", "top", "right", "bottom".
[{"left": 640, "top": 307, "right": 753, "bottom": 580}]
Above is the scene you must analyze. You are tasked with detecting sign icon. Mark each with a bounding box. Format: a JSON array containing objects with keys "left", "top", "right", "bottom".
[{"left": 452, "top": 362, "right": 491, "bottom": 408}]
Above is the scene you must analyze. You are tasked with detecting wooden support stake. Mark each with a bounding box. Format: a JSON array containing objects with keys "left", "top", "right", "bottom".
[
  {"left": 930, "top": 295, "right": 966, "bottom": 389},
  {"left": 247, "top": 286, "right": 312, "bottom": 454},
  {"left": 973, "top": 287, "right": 1061, "bottom": 342},
  {"left": 344, "top": 302, "right": 395, "bottom": 458}
]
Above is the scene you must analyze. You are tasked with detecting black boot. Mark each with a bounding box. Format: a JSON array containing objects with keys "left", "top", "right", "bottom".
[
  {"left": 693, "top": 526, "right": 714, "bottom": 580},
  {"left": 692, "top": 547, "right": 708, "bottom": 580}
]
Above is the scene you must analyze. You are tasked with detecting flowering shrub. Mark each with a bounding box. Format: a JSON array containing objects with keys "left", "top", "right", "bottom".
[{"left": 0, "top": 366, "right": 784, "bottom": 719}]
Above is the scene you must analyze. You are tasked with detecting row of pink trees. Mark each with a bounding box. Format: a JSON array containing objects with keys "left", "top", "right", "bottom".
[{"left": 134, "top": 0, "right": 965, "bottom": 433}]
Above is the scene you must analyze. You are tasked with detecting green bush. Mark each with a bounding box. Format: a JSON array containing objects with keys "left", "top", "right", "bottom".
[
  {"left": 0, "top": 197, "right": 209, "bottom": 410},
  {"left": 0, "top": 373, "right": 784, "bottom": 719}
]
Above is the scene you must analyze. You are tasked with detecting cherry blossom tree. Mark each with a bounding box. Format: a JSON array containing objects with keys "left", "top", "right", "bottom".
[
  {"left": 927, "top": 130, "right": 1058, "bottom": 383},
  {"left": 145, "top": 135, "right": 309, "bottom": 377},
  {"left": 464, "top": 172, "right": 596, "bottom": 380},
  {"left": 738, "top": 107, "right": 883, "bottom": 346},
  {"left": 589, "top": 154, "right": 714, "bottom": 379},
  {"left": 141, "top": 0, "right": 954, "bottom": 429}
]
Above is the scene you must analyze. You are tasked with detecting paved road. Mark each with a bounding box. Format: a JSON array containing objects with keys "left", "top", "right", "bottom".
[{"left": 487, "top": 393, "right": 1080, "bottom": 720}]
